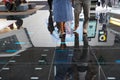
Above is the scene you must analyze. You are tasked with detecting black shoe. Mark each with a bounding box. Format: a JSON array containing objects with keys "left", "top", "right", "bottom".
[{"left": 59, "top": 32, "right": 65, "bottom": 38}]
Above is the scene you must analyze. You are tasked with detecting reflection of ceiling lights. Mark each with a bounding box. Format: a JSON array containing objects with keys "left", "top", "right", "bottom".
[
  {"left": 110, "top": 17, "right": 120, "bottom": 26},
  {"left": 107, "top": 77, "right": 116, "bottom": 80}
]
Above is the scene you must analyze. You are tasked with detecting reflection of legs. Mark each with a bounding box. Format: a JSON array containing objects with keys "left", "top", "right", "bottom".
[
  {"left": 59, "top": 22, "right": 65, "bottom": 34},
  {"left": 55, "top": 65, "right": 67, "bottom": 80},
  {"left": 83, "top": 2, "right": 90, "bottom": 34},
  {"left": 56, "top": 22, "right": 60, "bottom": 32},
  {"left": 48, "top": 14, "right": 54, "bottom": 34},
  {"left": 74, "top": 1, "right": 82, "bottom": 31},
  {"left": 83, "top": 33, "right": 88, "bottom": 46},
  {"left": 74, "top": 32, "right": 79, "bottom": 48},
  {"left": 47, "top": 0, "right": 53, "bottom": 10},
  {"left": 74, "top": 12, "right": 80, "bottom": 31},
  {"left": 60, "top": 34, "right": 66, "bottom": 49},
  {"left": 5, "top": 2, "right": 13, "bottom": 11},
  {"left": 57, "top": 22, "right": 65, "bottom": 38},
  {"left": 72, "top": 64, "right": 79, "bottom": 80}
]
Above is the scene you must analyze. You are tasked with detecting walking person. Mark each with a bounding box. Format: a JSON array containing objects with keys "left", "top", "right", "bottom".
[
  {"left": 101, "top": 0, "right": 105, "bottom": 7},
  {"left": 4, "top": 0, "right": 21, "bottom": 11},
  {"left": 47, "top": 0, "right": 53, "bottom": 12},
  {"left": 107, "top": 0, "right": 112, "bottom": 7},
  {"left": 72, "top": 0, "right": 91, "bottom": 34},
  {"left": 53, "top": 0, "right": 73, "bottom": 37},
  {"left": 47, "top": 0, "right": 54, "bottom": 34}
]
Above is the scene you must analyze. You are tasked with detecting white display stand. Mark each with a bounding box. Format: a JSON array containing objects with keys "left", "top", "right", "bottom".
[{"left": 0, "top": 28, "right": 32, "bottom": 57}]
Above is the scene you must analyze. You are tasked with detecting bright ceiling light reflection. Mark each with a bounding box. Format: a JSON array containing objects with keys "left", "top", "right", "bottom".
[
  {"left": 110, "top": 17, "right": 120, "bottom": 26},
  {"left": 110, "top": 17, "right": 120, "bottom": 22},
  {"left": 107, "top": 77, "right": 116, "bottom": 80}
]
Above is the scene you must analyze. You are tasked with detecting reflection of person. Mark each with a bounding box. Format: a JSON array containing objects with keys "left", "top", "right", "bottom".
[
  {"left": 4, "top": 0, "right": 21, "bottom": 11},
  {"left": 72, "top": 32, "right": 90, "bottom": 80},
  {"left": 21, "top": 0, "right": 27, "bottom": 3},
  {"left": 15, "top": 19, "right": 23, "bottom": 29},
  {"left": 47, "top": 0, "right": 53, "bottom": 12},
  {"left": 47, "top": 12, "right": 54, "bottom": 34},
  {"left": 85, "top": 60, "right": 97, "bottom": 80},
  {"left": 60, "top": 34, "right": 66, "bottom": 49},
  {"left": 55, "top": 34, "right": 72, "bottom": 80},
  {"left": 47, "top": 0, "right": 54, "bottom": 34},
  {"left": 53, "top": 0, "right": 73, "bottom": 37},
  {"left": 101, "top": 0, "right": 105, "bottom": 7},
  {"left": 72, "top": 0, "right": 91, "bottom": 34},
  {"left": 4, "top": 0, "right": 14, "bottom": 11},
  {"left": 72, "top": 32, "right": 80, "bottom": 80},
  {"left": 107, "top": 0, "right": 112, "bottom": 7}
]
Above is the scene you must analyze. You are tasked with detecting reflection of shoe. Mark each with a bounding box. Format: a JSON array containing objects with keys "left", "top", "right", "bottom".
[
  {"left": 59, "top": 32, "right": 65, "bottom": 38},
  {"left": 60, "top": 44, "right": 66, "bottom": 49},
  {"left": 83, "top": 33, "right": 88, "bottom": 46}
]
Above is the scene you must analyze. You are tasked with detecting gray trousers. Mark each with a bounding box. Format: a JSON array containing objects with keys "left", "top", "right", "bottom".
[{"left": 74, "top": 0, "right": 91, "bottom": 32}]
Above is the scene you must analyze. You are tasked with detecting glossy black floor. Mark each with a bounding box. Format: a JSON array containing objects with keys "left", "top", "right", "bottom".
[
  {"left": 0, "top": 1, "right": 120, "bottom": 80},
  {"left": 0, "top": 47, "right": 55, "bottom": 80},
  {"left": 0, "top": 33, "right": 120, "bottom": 80}
]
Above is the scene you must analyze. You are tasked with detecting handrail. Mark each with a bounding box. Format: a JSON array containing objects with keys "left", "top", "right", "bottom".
[{"left": 89, "top": 46, "right": 107, "bottom": 80}]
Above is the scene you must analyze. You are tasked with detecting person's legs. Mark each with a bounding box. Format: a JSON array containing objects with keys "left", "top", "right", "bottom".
[
  {"left": 57, "top": 22, "right": 65, "bottom": 33},
  {"left": 58, "top": 22, "right": 66, "bottom": 38},
  {"left": 74, "top": 0, "right": 82, "bottom": 31},
  {"left": 60, "top": 22, "right": 65, "bottom": 34},
  {"left": 48, "top": 13, "right": 54, "bottom": 34},
  {"left": 47, "top": 0, "right": 53, "bottom": 11},
  {"left": 83, "top": 2, "right": 90, "bottom": 34},
  {"left": 55, "top": 64, "right": 67, "bottom": 80},
  {"left": 47, "top": 0, "right": 54, "bottom": 34},
  {"left": 101, "top": 0, "right": 105, "bottom": 7},
  {"left": 72, "top": 64, "right": 79, "bottom": 80},
  {"left": 74, "top": 12, "right": 80, "bottom": 31},
  {"left": 5, "top": 2, "right": 13, "bottom": 11}
]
